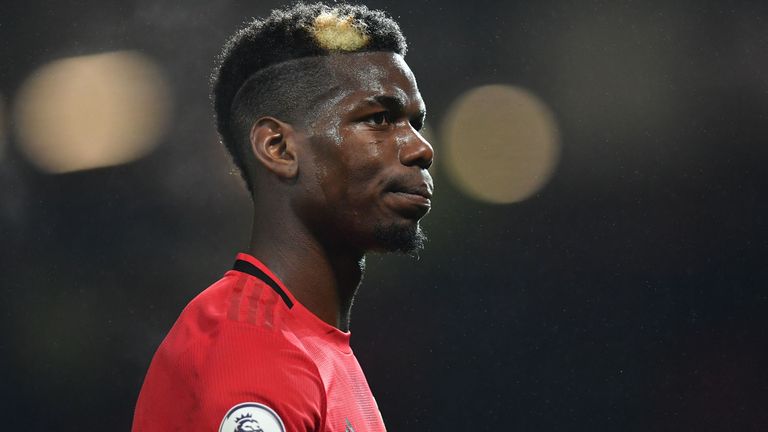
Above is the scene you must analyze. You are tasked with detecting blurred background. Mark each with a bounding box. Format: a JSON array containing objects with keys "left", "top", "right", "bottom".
[{"left": 1, "top": 0, "right": 767, "bottom": 430}]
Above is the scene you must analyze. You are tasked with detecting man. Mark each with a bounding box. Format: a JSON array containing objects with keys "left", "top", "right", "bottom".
[{"left": 132, "top": 3, "right": 433, "bottom": 432}]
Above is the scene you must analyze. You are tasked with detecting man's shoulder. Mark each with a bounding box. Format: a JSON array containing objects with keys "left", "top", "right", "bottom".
[
  {"left": 134, "top": 272, "right": 327, "bottom": 432},
  {"left": 166, "top": 270, "right": 312, "bottom": 364}
]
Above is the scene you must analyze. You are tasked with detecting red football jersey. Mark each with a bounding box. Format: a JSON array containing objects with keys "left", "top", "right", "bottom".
[{"left": 132, "top": 253, "right": 386, "bottom": 432}]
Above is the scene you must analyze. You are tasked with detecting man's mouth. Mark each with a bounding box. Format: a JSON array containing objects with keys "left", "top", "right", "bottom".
[
  {"left": 390, "top": 185, "right": 432, "bottom": 200},
  {"left": 389, "top": 190, "right": 431, "bottom": 205},
  {"left": 384, "top": 182, "right": 433, "bottom": 218}
]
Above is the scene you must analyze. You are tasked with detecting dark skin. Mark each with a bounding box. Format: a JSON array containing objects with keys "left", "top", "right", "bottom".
[{"left": 245, "top": 52, "right": 434, "bottom": 331}]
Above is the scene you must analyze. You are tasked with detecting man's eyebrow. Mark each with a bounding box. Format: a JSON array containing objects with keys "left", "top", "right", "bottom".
[{"left": 364, "top": 95, "right": 427, "bottom": 119}]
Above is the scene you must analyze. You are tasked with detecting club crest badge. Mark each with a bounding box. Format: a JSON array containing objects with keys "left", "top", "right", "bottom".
[{"left": 219, "top": 402, "right": 286, "bottom": 432}]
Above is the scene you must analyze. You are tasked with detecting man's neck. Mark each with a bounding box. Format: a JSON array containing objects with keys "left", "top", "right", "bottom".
[{"left": 248, "top": 215, "right": 364, "bottom": 332}]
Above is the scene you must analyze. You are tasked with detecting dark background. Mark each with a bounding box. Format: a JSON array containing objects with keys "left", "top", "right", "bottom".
[{"left": 2, "top": 0, "right": 767, "bottom": 430}]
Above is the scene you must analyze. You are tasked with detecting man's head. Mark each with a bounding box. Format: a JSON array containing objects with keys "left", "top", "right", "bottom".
[{"left": 212, "top": 2, "right": 434, "bottom": 253}]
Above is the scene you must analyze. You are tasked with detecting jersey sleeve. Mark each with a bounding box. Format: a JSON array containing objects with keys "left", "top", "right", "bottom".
[{"left": 194, "top": 320, "right": 326, "bottom": 432}]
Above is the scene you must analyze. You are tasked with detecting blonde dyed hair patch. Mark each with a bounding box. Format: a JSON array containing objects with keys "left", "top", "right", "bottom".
[{"left": 310, "top": 11, "right": 371, "bottom": 51}]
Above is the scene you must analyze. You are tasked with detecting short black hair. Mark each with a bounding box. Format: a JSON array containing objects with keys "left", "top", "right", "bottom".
[{"left": 212, "top": 2, "right": 407, "bottom": 193}]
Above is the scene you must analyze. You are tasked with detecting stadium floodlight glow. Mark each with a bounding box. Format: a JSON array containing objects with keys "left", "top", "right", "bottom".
[
  {"left": 442, "top": 84, "right": 560, "bottom": 204},
  {"left": 13, "top": 50, "right": 172, "bottom": 173}
]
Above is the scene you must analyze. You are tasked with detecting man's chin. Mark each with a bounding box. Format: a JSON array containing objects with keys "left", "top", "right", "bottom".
[{"left": 372, "top": 221, "right": 427, "bottom": 255}]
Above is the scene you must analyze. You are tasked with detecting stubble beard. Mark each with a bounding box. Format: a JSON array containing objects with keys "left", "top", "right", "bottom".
[{"left": 373, "top": 221, "right": 427, "bottom": 256}]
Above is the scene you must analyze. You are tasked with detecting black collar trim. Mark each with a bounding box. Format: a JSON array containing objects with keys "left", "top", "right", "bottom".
[{"left": 232, "top": 259, "right": 294, "bottom": 309}]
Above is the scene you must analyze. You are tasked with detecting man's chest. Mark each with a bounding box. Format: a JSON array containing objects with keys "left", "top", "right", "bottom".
[{"left": 315, "top": 353, "right": 387, "bottom": 432}]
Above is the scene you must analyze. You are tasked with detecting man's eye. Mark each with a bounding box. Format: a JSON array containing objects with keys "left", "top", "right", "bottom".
[{"left": 367, "top": 112, "right": 391, "bottom": 126}]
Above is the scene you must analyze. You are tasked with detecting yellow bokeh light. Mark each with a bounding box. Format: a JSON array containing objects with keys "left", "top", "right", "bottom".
[
  {"left": 442, "top": 84, "right": 560, "bottom": 204},
  {"left": 14, "top": 51, "right": 171, "bottom": 173}
]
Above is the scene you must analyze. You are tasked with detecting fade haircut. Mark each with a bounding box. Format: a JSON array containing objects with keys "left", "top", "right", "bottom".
[{"left": 212, "top": 2, "right": 408, "bottom": 193}]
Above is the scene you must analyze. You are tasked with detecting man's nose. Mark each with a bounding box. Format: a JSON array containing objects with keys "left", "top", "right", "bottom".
[{"left": 399, "top": 126, "right": 434, "bottom": 169}]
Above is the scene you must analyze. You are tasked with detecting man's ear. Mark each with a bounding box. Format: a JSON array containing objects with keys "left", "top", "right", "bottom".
[{"left": 249, "top": 117, "right": 299, "bottom": 179}]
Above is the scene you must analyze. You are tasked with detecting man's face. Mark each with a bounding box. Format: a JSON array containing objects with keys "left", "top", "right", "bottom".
[{"left": 294, "top": 52, "right": 434, "bottom": 253}]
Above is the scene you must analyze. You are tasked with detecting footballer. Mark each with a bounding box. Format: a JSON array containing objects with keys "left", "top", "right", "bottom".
[{"left": 132, "top": 2, "right": 434, "bottom": 431}]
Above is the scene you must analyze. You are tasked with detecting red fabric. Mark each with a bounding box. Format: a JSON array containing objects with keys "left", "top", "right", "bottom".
[{"left": 132, "top": 253, "right": 386, "bottom": 432}]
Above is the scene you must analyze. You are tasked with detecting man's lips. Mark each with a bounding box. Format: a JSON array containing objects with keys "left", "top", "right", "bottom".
[
  {"left": 389, "top": 190, "right": 431, "bottom": 206},
  {"left": 385, "top": 180, "right": 433, "bottom": 199},
  {"left": 384, "top": 183, "right": 433, "bottom": 218},
  {"left": 389, "top": 185, "right": 432, "bottom": 200}
]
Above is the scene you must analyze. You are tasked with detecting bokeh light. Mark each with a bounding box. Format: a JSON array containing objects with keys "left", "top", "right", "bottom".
[
  {"left": 442, "top": 84, "right": 560, "bottom": 204},
  {"left": 13, "top": 51, "right": 171, "bottom": 173}
]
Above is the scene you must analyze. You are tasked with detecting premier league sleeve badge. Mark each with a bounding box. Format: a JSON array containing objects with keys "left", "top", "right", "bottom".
[{"left": 219, "top": 402, "right": 286, "bottom": 432}]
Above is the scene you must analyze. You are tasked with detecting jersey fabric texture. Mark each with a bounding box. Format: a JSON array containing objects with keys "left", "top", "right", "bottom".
[{"left": 132, "top": 253, "right": 386, "bottom": 432}]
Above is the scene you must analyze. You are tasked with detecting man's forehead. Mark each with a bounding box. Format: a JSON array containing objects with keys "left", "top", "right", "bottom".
[
  {"left": 326, "top": 51, "right": 411, "bottom": 74},
  {"left": 323, "top": 52, "right": 419, "bottom": 99}
]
